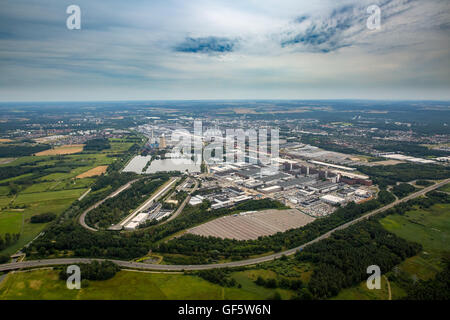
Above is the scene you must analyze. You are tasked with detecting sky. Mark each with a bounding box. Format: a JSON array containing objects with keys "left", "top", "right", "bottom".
[{"left": 0, "top": 0, "right": 449, "bottom": 102}]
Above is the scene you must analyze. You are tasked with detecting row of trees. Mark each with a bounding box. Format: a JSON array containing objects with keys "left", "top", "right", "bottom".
[
  {"left": 156, "top": 191, "right": 395, "bottom": 263},
  {"left": 0, "top": 144, "right": 48, "bottom": 157},
  {"left": 196, "top": 268, "right": 238, "bottom": 287},
  {"left": 0, "top": 233, "right": 20, "bottom": 251},
  {"left": 25, "top": 199, "right": 284, "bottom": 260},
  {"left": 255, "top": 276, "right": 303, "bottom": 291},
  {"left": 59, "top": 260, "right": 120, "bottom": 281},
  {"left": 30, "top": 212, "right": 56, "bottom": 223}
]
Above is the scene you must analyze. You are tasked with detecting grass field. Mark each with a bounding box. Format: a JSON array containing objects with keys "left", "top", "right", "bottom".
[
  {"left": 0, "top": 211, "right": 23, "bottom": 234},
  {"left": 438, "top": 183, "right": 450, "bottom": 193},
  {"left": 380, "top": 203, "right": 450, "bottom": 254},
  {"left": 332, "top": 276, "right": 406, "bottom": 300},
  {"left": 0, "top": 269, "right": 289, "bottom": 300},
  {"left": 379, "top": 202, "right": 450, "bottom": 279}
]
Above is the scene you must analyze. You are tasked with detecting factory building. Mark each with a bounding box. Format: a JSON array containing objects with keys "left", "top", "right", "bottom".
[
  {"left": 259, "top": 185, "right": 282, "bottom": 194},
  {"left": 308, "top": 181, "right": 338, "bottom": 193},
  {"left": 320, "top": 194, "right": 346, "bottom": 205}
]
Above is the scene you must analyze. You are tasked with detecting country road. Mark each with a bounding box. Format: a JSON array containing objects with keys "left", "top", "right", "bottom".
[{"left": 1, "top": 178, "right": 448, "bottom": 273}]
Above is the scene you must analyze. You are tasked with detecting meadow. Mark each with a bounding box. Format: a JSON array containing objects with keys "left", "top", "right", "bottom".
[
  {"left": 0, "top": 269, "right": 289, "bottom": 300},
  {"left": 438, "top": 183, "right": 450, "bottom": 193}
]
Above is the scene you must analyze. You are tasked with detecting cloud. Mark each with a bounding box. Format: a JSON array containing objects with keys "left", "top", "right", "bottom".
[
  {"left": 0, "top": 0, "right": 449, "bottom": 101},
  {"left": 279, "top": 0, "right": 422, "bottom": 53},
  {"left": 174, "top": 36, "right": 239, "bottom": 54}
]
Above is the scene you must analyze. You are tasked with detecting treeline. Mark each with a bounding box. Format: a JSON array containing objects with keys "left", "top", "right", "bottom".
[
  {"left": 25, "top": 199, "right": 284, "bottom": 260},
  {"left": 392, "top": 183, "right": 417, "bottom": 198},
  {"left": 30, "top": 212, "right": 56, "bottom": 223},
  {"left": 59, "top": 260, "right": 120, "bottom": 281},
  {"left": 296, "top": 219, "right": 422, "bottom": 299},
  {"left": 196, "top": 268, "right": 238, "bottom": 287},
  {"left": 0, "top": 164, "right": 54, "bottom": 184},
  {"left": 359, "top": 163, "right": 450, "bottom": 188},
  {"left": 86, "top": 174, "right": 170, "bottom": 228},
  {"left": 255, "top": 276, "right": 303, "bottom": 291},
  {"left": 0, "top": 233, "right": 20, "bottom": 250},
  {"left": 0, "top": 144, "right": 48, "bottom": 157},
  {"left": 374, "top": 142, "right": 448, "bottom": 158},
  {"left": 25, "top": 223, "right": 149, "bottom": 259},
  {"left": 156, "top": 191, "right": 396, "bottom": 263},
  {"left": 83, "top": 138, "right": 111, "bottom": 151}
]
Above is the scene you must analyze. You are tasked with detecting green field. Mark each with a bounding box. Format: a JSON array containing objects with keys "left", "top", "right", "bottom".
[
  {"left": 380, "top": 203, "right": 450, "bottom": 254},
  {"left": 438, "top": 183, "right": 450, "bottom": 193},
  {"left": 332, "top": 276, "right": 406, "bottom": 300},
  {"left": 0, "top": 211, "right": 23, "bottom": 234},
  {"left": 379, "top": 202, "right": 450, "bottom": 279},
  {"left": 0, "top": 269, "right": 289, "bottom": 300},
  {"left": 0, "top": 137, "right": 137, "bottom": 256},
  {"left": 14, "top": 189, "right": 86, "bottom": 205}
]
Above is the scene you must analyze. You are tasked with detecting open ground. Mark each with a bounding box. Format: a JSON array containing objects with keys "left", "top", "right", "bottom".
[
  {"left": 76, "top": 166, "right": 108, "bottom": 179},
  {"left": 35, "top": 145, "right": 84, "bottom": 156}
]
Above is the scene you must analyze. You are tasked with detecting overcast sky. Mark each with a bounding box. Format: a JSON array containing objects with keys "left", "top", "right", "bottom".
[{"left": 0, "top": 0, "right": 449, "bottom": 101}]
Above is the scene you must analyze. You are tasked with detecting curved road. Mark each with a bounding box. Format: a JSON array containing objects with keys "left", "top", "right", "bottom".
[
  {"left": 2, "top": 178, "right": 449, "bottom": 272},
  {"left": 79, "top": 179, "right": 140, "bottom": 232}
]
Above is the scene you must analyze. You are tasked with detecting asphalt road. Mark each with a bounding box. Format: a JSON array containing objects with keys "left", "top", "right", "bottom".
[
  {"left": 2, "top": 178, "right": 448, "bottom": 273},
  {"left": 78, "top": 179, "right": 140, "bottom": 232},
  {"left": 162, "top": 180, "right": 199, "bottom": 225}
]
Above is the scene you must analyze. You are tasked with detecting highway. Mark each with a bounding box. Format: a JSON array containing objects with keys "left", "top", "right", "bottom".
[{"left": 2, "top": 178, "right": 448, "bottom": 273}]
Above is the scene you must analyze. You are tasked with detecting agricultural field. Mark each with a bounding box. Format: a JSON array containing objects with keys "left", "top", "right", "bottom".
[
  {"left": 76, "top": 166, "right": 108, "bottom": 179},
  {"left": 0, "top": 269, "right": 290, "bottom": 300},
  {"left": 34, "top": 145, "right": 84, "bottom": 156},
  {"left": 188, "top": 209, "right": 315, "bottom": 240},
  {"left": 0, "top": 137, "right": 138, "bottom": 256}
]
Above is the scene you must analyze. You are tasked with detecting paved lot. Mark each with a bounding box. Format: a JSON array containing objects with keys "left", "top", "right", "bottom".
[{"left": 188, "top": 209, "right": 315, "bottom": 240}]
